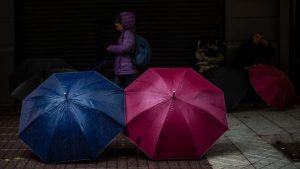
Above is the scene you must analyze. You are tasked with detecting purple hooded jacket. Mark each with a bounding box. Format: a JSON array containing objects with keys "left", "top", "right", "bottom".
[{"left": 107, "top": 12, "right": 137, "bottom": 75}]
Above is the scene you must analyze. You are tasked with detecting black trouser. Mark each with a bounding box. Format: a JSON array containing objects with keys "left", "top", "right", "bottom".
[{"left": 114, "top": 74, "right": 137, "bottom": 89}]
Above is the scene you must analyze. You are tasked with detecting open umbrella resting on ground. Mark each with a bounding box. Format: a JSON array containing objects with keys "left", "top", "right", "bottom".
[
  {"left": 19, "top": 71, "right": 125, "bottom": 163},
  {"left": 125, "top": 68, "right": 228, "bottom": 160},
  {"left": 201, "top": 66, "right": 248, "bottom": 111},
  {"left": 10, "top": 58, "right": 75, "bottom": 100},
  {"left": 249, "top": 64, "right": 296, "bottom": 109}
]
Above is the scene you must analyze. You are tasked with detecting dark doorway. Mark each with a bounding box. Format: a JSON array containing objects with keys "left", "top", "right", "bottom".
[
  {"left": 290, "top": 0, "right": 300, "bottom": 92},
  {"left": 15, "top": 0, "right": 225, "bottom": 70}
]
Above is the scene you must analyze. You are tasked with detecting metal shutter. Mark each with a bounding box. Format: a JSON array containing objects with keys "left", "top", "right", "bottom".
[{"left": 15, "top": 0, "right": 224, "bottom": 70}]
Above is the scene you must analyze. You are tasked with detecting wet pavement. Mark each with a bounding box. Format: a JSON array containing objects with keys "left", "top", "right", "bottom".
[
  {"left": 1, "top": 103, "right": 300, "bottom": 169},
  {"left": 206, "top": 103, "right": 300, "bottom": 169}
]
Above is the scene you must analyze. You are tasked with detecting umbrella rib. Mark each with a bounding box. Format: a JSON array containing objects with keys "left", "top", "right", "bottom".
[
  {"left": 152, "top": 101, "right": 200, "bottom": 159},
  {"left": 126, "top": 80, "right": 169, "bottom": 94},
  {"left": 174, "top": 69, "right": 189, "bottom": 92},
  {"left": 177, "top": 99, "right": 228, "bottom": 155},
  {"left": 176, "top": 97, "right": 228, "bottom": 129},
  {"left": 126, "top": 97, "right": 170, "bottom": 124},
  {"left": 251, "top": 78, "right": 282, "bottom": 92},
  {"left": 72, "top": 101, "right": 125, "bottom": 127},
  {"left": 23, "top": 85, "right": 64, "bottom": 101},
  {"left": 51, "top": 75, "right": 67, "bottom": 96},
  {"left": 19, "top": 102, "right": 63, "bottom": 135},
  {"left": 176, "top": 102, "right": 201, "bottom": 156},
  {"left": 150, "top": 69, "right": 174, "bottom": 91},
  {"left": 52, "top": 73, "right": 74, "bottom": 95},
  {"left": 260, "top": 79, "right": 280, "bottom": 90},
  {"left": 66, "top": 104, "right": 94, "bottom": 158},
  {"left": 69, "top": 80, "right": 104, "bottom": 97},
  {"left": 151, "top": 102, "right": 173, "bottom": 159},
  {"left": 45, "top": 106, "right": 70, "bottom": 161},
  {"left": 67, "top": 103, "right": 125, "bottom": 160},
  {"left": 19, "top": 103, "right": 65, "bottom": 161},
  {"left": 24, "top": 95, "right": 62, "bottom": 102},
  {"left": 71, "top": 88, "right": 122, "bottom": 98}
]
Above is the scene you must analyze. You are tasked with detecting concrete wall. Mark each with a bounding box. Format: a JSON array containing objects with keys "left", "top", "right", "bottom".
[
  {"left": 279, "top": 0, "right": 291, "bottom": 74},
  {"left": 225, "top": 0, "right": 284, "bottom": 70},
  {"left": 0, "top": 0, "right": 14, "bottom": 104}
]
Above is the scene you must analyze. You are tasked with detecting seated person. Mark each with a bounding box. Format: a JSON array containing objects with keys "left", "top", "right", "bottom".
[
  {"left": 234, "top": 32, "right": 275, "bottom": 103},
  {"left": 233, "top": 32, "right": 275, "bottom": 71}
]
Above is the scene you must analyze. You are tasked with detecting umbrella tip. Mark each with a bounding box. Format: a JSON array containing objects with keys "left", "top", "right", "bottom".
[
  {"left": 64, "top": 92, "right": 68, "bottom": 100},
  {"left": 172, "top": 91, "right": 176, "bottom": 99}
]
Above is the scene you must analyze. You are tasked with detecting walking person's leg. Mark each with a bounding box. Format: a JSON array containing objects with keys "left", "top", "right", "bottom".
[{"left": 115, "top": 75, "right": 125, "bottom": 88}]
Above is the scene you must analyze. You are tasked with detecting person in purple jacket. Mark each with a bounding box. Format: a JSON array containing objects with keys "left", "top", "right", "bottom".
[{"left": 106, "top": 11, "right": 137, "bottom": 88}]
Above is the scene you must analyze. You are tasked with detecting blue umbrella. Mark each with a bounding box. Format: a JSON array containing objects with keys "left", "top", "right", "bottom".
[{"left": 19, "top": 71, "right": 125, "bottom": 163}]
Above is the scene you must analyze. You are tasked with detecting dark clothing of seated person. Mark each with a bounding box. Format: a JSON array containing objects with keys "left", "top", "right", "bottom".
[
  {"left": 233, "top": 32, "right": 275, "bottom": 71},
  {"left": 234, "top": 32, "right": 275, "bottom": 103}
]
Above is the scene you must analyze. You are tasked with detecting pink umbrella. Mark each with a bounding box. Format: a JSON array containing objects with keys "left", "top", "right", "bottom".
[
  {"left": 125, "top": 68, "right": 228, "bottom": 160},
  {"left": 249, "top": 64, "right": 296, "bottom": 109}
]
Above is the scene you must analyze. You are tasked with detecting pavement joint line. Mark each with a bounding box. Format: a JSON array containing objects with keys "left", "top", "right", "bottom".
[
  {"left": 0, "top": 149, "right": 29, "bottom": 151},
  {"left": 226, "top": 114, "right": 297, "bottom": 168},
  {"left": 257, "top": 110, "right": 300, "bottom": 135},
  {"left": 232, "top": 111, "right": 278, "bottom": 137},
  {"left": 206, "top": 135, "right": 255, "bottom": 168},
  {"left": 1, "top": 130, "right": 27, "bottom": 169}
]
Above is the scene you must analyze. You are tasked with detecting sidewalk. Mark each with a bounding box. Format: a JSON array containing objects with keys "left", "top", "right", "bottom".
[
  {"left": 206, "top": 104, "right": 300, "bottom": 169},
  {"left": 0, "top": 104, "right": 300, "bottom": 169}
]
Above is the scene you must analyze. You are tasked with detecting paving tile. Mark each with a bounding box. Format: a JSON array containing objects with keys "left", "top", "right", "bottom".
[
  {"left": 258, "top": 110, "right": 300, "bottom": 134},
  {"left": 188, "top": 160, "right": 202, "bottom": 169},
  {"left": 226, "top": 114, "right": 298, "bottom": 169},
  {"left": 177, "top": 160, "right": 190, "bottom": 169},
  {"left": 294, "top": 162, "right": 300, "bottom": 168},
  {"left": 258, "top": 159, "right": 297, "bottom": 169},
  {"left": 64, "top": 163, "right": 76, "bottom": 169},
  {"left": 225, "top": 114, "right": 257, "bottom": 137},
  {"left": 167, "top": 161, "right": 180, "bottom": 169},
  {"left": 233, "top": 111, "right": 285, "bottom": 135},
  {"left": 206, "top": 136, "right": 253, "bottom": 169},
  {"left": 242, "top": 165, "right": 256, "bottom": 169},
  {"left": 3, "top": 105, "right": 300, "bottom": 169},
  {"left": 13, "top": 150, "right": 32, "bottom": 169},
  {"left": 157, "top": 161, "right": 170, "bottom": 169},
  {"left": 285, "top": 107, "right": 300, "bottom": 118},
  {"left": 147, "top": 159, "right": 159, "bottom": 169}
]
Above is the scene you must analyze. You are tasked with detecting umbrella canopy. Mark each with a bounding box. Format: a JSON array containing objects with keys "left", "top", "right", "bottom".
[
  {"left": 249, "top": 64, "right": 296, "bottom": 109},
  {"left": 11, "top": 73, "right": 44, "bottom": 101},
  {"left": 202, "top": 66, "right": 248, "bottom": 110},
  {"left": 125, "top": 68, "right": 228, "bottom": 160},
  {"left": 10, "top": 58, "right": 74, "bottom": 100},
  {"left": 11, "top": 68, "right": 76, "bottom": 101},
  {"left": 19, "top": 71, "right": 125, "bottom": 163}
]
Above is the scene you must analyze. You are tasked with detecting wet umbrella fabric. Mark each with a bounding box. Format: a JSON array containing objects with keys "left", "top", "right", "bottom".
[
  {"left": 19, "top": 71, "right": 125, "bottom": 163},
  {"left": 249, "top": 64, "right": 296, "bottom": 109},
  {"left": 125, "top": 68, "right": 228, "bottom": 160},
  {"left": 10, "top": 58, "right": 74, "bottom": 100},
  {"left": 11, "top": 73, "right": 44, "bottom": 101},
  {"left": 201, "top": 66, "right": 248, "bottom": 110},
  {"left": 11, "top": 67, "right": 75, "bottom": 101}
]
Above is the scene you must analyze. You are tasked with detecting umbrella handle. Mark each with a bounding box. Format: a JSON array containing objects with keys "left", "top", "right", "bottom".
[
  {"left": 64, "top": 92, "right": 68, "bottom": 100},
  {"left": 172, "top": 91, "right": 176, "bottom": 99}
]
